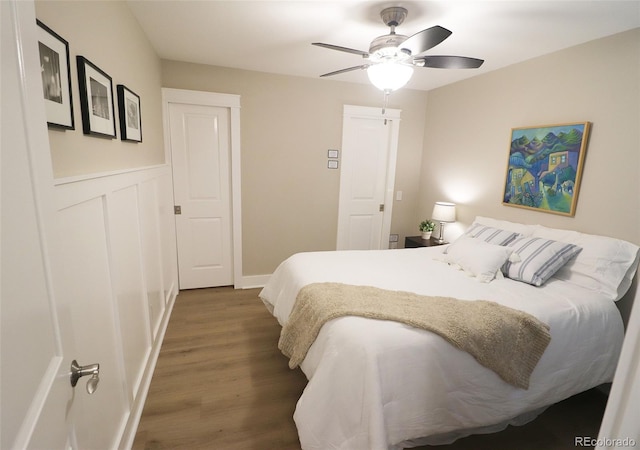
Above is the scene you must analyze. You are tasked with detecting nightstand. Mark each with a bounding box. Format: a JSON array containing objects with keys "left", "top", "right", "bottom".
[{"left": 404, "top": 236, "right": 446, "bottom": 248}]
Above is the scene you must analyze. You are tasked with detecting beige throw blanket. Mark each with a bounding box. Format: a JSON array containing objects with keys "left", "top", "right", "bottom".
[{"left": 278, "top": 283, "right": 551, "bottom": 390}]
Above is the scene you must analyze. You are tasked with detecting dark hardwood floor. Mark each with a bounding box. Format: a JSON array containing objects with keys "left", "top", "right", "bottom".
[{"left": 132, "top": 287, "right": 608, "bottom": 450}]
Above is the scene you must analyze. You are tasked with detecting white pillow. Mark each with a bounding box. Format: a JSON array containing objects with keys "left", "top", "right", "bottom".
[
  {"left": 443, "top": 237, "right": 515, "bottom": 283},
  {"left": 532, "top": 225, "right": 640, "bottom": 301},
  {"left": 464, "top": 224, "right": 521, "bottom": 246},
  {"left": 503, "top": 236, "right": 582, "bottom": 287}
]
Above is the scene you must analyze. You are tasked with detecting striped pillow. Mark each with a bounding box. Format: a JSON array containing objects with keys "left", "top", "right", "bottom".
[
  {"left": 503, "top": 237, "right": 582, "bottom": 286},
  {"left": 465, "top": 224, "right": 521, "bottom": 246}
]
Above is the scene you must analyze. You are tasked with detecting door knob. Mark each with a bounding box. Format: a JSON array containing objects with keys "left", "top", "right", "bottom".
[{"left": 70, "top": 360, "right": 100, "bottom": 394}]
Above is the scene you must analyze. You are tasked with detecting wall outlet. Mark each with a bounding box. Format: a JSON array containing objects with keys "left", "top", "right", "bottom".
[{"left": 389, "top": 234, "right": 399, "bottom": 242}]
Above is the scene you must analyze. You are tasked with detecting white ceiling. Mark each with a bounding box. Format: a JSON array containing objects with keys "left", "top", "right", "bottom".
[{"left": 127, "top": 0, "right": 640, "bottom": 92}]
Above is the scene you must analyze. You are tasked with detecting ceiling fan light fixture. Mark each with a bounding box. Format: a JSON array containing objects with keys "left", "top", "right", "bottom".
[
  {"left": 314, "top": 6, "right": 484, "bottom": 92},
  {"left": 367, "top": 62, "right": 414, "bottom": 92}
]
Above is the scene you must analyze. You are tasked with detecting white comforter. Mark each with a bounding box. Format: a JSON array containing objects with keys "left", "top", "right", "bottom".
[{"left": 259, "top": 247, "right": 624, "bottom": 450}]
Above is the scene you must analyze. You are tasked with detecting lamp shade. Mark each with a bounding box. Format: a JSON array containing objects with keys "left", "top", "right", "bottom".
[
  {"left": 367, "top": 62, "right": 414, "bottom": 92},
  {"left": 431, "top": 201, "right": 456, "bottom": 223}
]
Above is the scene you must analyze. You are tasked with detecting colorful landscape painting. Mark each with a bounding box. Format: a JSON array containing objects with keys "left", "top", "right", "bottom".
[{"left": 503, "top": 122, "right": 590, "bottom": 216}]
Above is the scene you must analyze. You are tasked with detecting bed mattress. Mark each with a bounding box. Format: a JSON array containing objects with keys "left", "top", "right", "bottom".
[{"left": 259, "top": 246, "right": 625, "bottom": 449}]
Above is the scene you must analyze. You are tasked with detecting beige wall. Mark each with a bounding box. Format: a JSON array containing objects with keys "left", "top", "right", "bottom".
[
  {"left": 35, "top": 1, "right": 164, "bottom": 178},
  {"left": 161, "top": 62, "right": 428, "bottom": 275},
  {"left": 419, "top": 28, "right": 640, "bottom": 246},
  {"left": 37, "top": 1, "right": 637, "bottom": 280}
]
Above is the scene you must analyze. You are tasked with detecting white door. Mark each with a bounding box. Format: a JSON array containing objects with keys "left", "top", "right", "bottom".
[
  {"left": 1, "top": 5, "right": 67, "bottom": 447},
  {"left": 336, "top": 105, "right": 401, "bottom": 250},
  {"left": 597, "top": 286, "right": 640, "bottom": 448},
  {"left": 2, "top": 1, "right": 126, "bottom": 448},
  {"left": 168, "top": 102, "right": 233, "bottom": 289}
]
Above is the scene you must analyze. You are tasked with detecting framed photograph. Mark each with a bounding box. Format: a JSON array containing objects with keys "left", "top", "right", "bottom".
[
  {"left": 76, "top": 56, "right": 116, "bottom": 138},
  {"left": 328, "top": 160, "right": 339, "bottom": 169},
  {"left": 36, "top": 20, "right": 74, "bottom": 129},
  {"left": 117, "top": 85, "right": 142, "bottom": 142},
  {"left": 328, "top": 149, "right": 339, "bottom": 159},
  {"left": 502, "top": 122, "right": 591, "bottom": 216}
]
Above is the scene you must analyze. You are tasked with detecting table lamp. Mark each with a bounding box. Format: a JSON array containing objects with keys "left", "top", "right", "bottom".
[{"left": 431, "top": 201, "right": 456, "bottom": 244}]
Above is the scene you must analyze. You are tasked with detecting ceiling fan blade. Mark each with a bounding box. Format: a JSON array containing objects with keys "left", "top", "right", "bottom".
[
  {"left": 416, "top": 55, "right": 485, "bottom": 69},
  {"left": 400, "top": 25, "right": 452, "bottom": 56},
  {"left": 312, "top": 42, "right": 369, "bottom": 57},
  {"left": 320, "top": 65, "right": 370, "bottom": 78}
]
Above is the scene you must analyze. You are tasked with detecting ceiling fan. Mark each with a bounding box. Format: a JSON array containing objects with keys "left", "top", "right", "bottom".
[{"left": 313, "top": 6, "right": 484, "bottom": 92}]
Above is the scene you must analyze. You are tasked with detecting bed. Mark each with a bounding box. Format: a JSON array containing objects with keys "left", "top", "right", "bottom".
[{"left": 259, "top": 217, "right": 640, "bottom": 450}]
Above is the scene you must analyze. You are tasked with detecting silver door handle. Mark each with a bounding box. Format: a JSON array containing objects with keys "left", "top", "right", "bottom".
[{"left": 70, "top": 360, "right": 100, "bottom": 394}]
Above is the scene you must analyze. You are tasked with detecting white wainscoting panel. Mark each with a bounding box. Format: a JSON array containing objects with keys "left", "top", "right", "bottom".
[
  {"left": 139, "top": 178, "right": 167, "bottom": 338},
  {"left": 109, "top": 185, "right": 152, "bottom": 401},
  {"left": 158, "top": 171, "right": 179, "bottom": 303},
  {"left": 53, "top": 196, "right": 129, "bottom": 448},
  {"left": 53, "top": 165, "right": 178, "bottom": 448}
]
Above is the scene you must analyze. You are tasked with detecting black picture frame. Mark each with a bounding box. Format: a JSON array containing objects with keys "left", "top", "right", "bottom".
[
  {"left": 36, "top": 19, "right": 74, "bottom": 129},
  {"left": 76, "top": 56, "right": 116, "bottom": 138},
  {"left": 117, "top": 85, "right": 142, "bottom": 142}
]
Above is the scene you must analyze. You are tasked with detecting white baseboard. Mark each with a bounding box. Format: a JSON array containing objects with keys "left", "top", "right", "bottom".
[{"left": 238, "top": 274, "right": 271, "bottom": 289}]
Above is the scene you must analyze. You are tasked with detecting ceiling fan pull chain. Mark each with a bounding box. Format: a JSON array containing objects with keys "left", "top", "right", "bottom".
[{"left": 382, "top": 90, "right": 390, "bottom": 123}]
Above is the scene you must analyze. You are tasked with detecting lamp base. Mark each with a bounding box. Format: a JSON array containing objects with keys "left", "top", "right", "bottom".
[{"left": 435, "top": 222, "right": 447, "bottom": 244}]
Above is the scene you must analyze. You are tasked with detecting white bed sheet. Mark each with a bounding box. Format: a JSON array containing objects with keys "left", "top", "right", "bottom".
[{"left": 259, "top": 247, "right": 625, "bottom": 450}]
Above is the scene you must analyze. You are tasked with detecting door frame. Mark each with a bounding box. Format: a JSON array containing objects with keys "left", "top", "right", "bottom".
[
  {"left": 162, "top": 88, "right": 243, "bottom": 288},
  {"left": 337, "top": 105, "right": 401, "bottom": 250}
]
